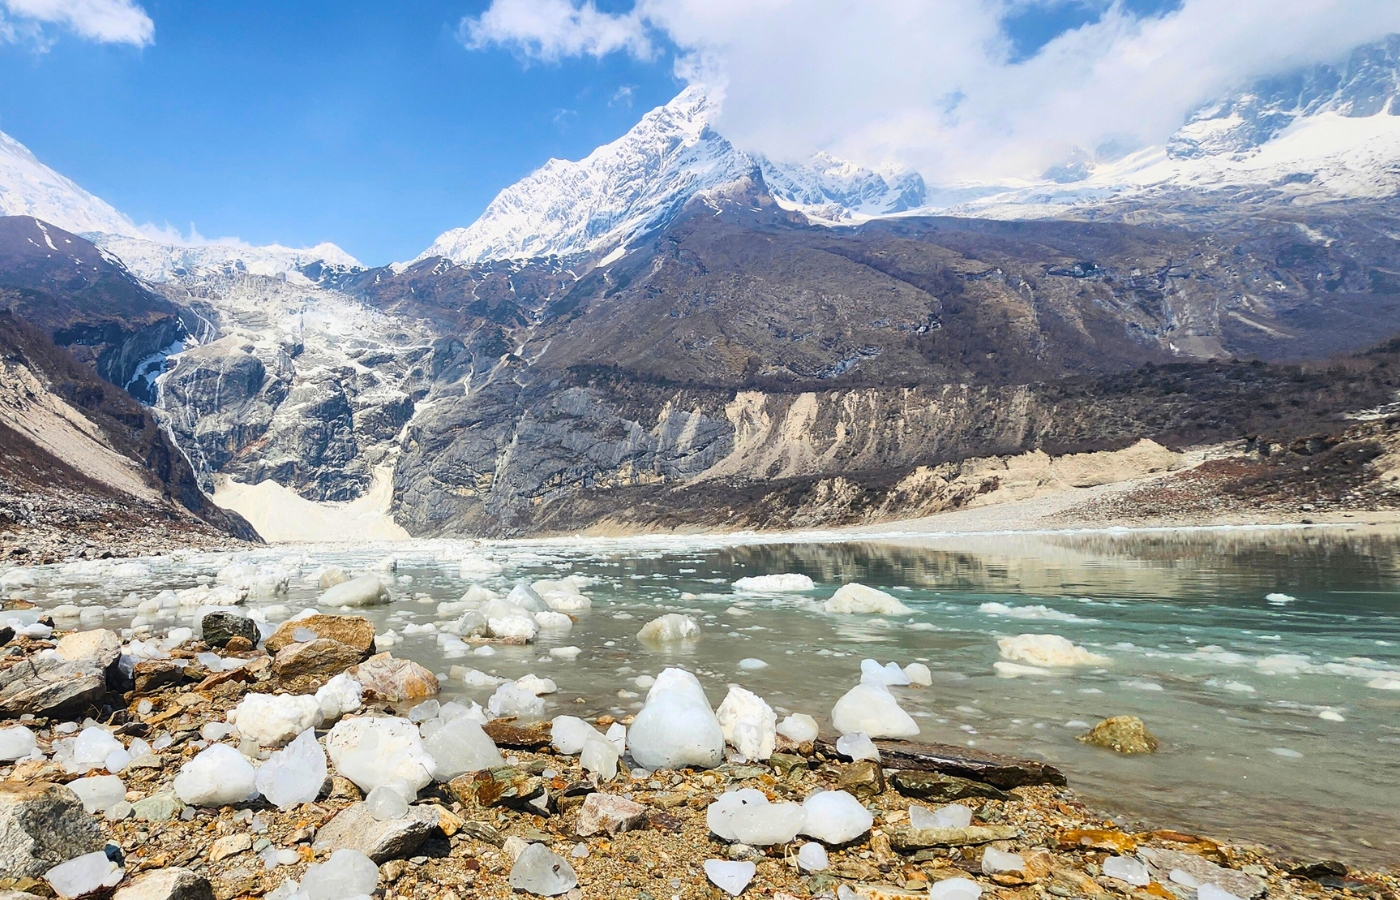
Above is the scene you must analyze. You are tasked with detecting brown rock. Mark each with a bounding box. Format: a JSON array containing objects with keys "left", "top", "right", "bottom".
[
  {"left": 448, "top": 767, "right": 544, "bottom": 809},
  {"left": 839, "top": 760, "right": 886, "bottom": 800},
  {"left": 1058, "top": 829, "right": 1138, "bottom": 854},
  {"left": 112, "top": 868, "right": 214, "bottom": 900},
  {"left": 133, "top": 660, "right": 186, "bottom": 694},
  {"left": 482, "top": 719, "right": 552, "bottom": 748},
  {"left": 574, "top": 793, "right": 647, "bottom": 837},
  {"left": 222, "top": 637, "right": 253, "bottom": 653},
  {"left": 349, "top": 652, "right": 438, "bottom": 702},
  {"left": 1079, "top": 716, "right": 1159, "bottom": 754},
  {"left": 890, "top": 771, "right": 1010, "bottom": 802},
  {"left": 888, "top": 825, "right": 1020, "bottom": 852},
  {"left": 207, "top": 834, "right": 251, "bottom": 862},
  {"left": 312, "top": 802, "right": 438, "bottom": 863},
  {"left": 272, "top": 639, "right": 365, "bottom": 681},
  {"left": 265, "top": 615, "right": 376, "bottom": 655}
]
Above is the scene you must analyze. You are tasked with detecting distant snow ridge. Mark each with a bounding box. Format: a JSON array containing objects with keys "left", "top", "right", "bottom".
[
  {"left": 415, "top": 87, "right": 930, "bottom": 266},
  {"left": 0, "top": 130, "right": 142, "bottom": 238},
  {"left": 93, "top": 234, "right": 362, "bottom": 284}
]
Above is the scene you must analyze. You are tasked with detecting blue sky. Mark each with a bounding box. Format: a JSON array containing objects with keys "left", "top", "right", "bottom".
[{"left": 3, "top": 0, "right": 1386, "bottom": 266}]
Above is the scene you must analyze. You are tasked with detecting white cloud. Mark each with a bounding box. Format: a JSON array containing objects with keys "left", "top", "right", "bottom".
[
  {"left": 462, "top": 0, "right": 1400, "bottom": 182},
  {"left": 1, "top": 0, "right": 153, "bottom": 46},
  {"left": 461, "top": 0, "right": 651, "bottom": 62}
]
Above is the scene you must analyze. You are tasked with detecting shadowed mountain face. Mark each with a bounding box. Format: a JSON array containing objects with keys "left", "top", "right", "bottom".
[
  {"left": 329, "top": 190, "right": 1400, "bottom": 536},
  {"left": 0, "top": 216, "right": 191, "bottom": 399}
]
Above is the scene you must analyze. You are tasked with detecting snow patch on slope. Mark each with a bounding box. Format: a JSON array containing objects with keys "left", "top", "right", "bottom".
[
  {"left": 0, "top": 131, "right": 142, "bottom": 239},
  {"left": 93, "top": 234, "right": 362, "bottom": 284}
]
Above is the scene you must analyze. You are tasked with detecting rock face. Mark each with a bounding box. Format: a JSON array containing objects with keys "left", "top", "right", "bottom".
[
  {"left": 0, "top": 654, "right": 108, "bottom": 717},
  {"left": 111, "top": 868, "right": 213, "bottom": 900},
  {"left": 265, "top": 615, "right": 376, "bottom": 655},
  {"left": 272, "top": 639, "right": 366, "bottom": 681},
  {"left": 349, "top": 653, "right": 439, "bottom": 702},
  {"left": 1078, "top": 717, "right": 1160, "bottom": 755},
  {"left": 199, "top": 612, "right": 258, "bottom": 649},
  {"left": 312, "top": 802, "right": 438, "bottom": 863},
  {"left": 0, "top": 782, "right": 105, "bottom": 877}
]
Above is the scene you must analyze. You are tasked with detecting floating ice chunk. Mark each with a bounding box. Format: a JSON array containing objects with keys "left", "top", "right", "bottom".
[
  {"left": 636, "top": 613, "right": 699, "bottom": 645},
  {"left": 910, "top": 804, "right": 972, "bottom": 829},
  {"left": 174, "top": 743, "right": 259, "bottom": 806},
  {"left": 703, "top": 860, "right": 756, "bottom": 897},
  {"left": 580, "top": 735, "right": 619, "bottom": 780},
  {"left": 860, "top": 659, "right": 910, "bottom": 686},
  {"left": 707, "top": 788, "right": 806, "bottom": 845},
  {"left": 981, "top": 847, "right": 1024, "bottom": 874},
  {"left": 628, "top": 668, "right": 725, "bottom": 770},
  {"left": 508, "top": 843, "right": 577, "bottom": 896},
  {"left": 830, "top": 683, "right": 919, "bottom": 738},
  {"left": 229, "top": 693, "right": 323, "bottom": 748},
  {"left": 1103, "top": 856, "right": 1151, "bottom": 886},
  {"left": 533, "top": 578, "right": 592, "bottom": 611},
  {"left": 301, "top": 848, "right": 379, "bottom": 900},
  {"left": 800, "top": 790, "right": 872, "bottom": 844},
  {"left": 532, "top": 611, "right": 573, "bottom": 631},
  {"left": 1265, "top": 593, "right": 1297, "bottom": 606},
  {"left": 979, "top": 602, "right": 1091, "bottom": 622},
  {"left": 835, "top": 732, "right": 879, "bottom": 761},
  {"left": 1255, "top": 654, "right": 1312, "bottom": 676},
  {"left": 453, "top": 667, "right": 504, "bottom": 688},
  {"left": 776, "top": 713, "right": 819, "bottom": 744},
  {"left": 928, "top": 877, "right": 983, "bottom": 900},
  {"left": 1318, "top": 708, "right": 1346, "bottom": 722},
  {"left": 997, "top": 634, "right": 1108, "bottom": 667},
  {"left": 550, "top": 716, "right": 602, "bottom": 754},
  {"left": 1269, "top": 747, "right": 1303, "bottom": 759},
  {"left": 904, "top": 663, "right": 932, "bottom": 686},
  {"left": 822, "top": 583, "right": 913, "bottom": 615},
  {"left": 256, "top": 728, "right": 327, "bottom": 809},
  {"left": 314, "top": 674, "right": 363, "bottom": 722},
  {"left": 409, "top": 700, "right": 441, "bottom": 723},
  {"left": 993, "top": 661, "right": 1054, "bottom": 678},
  {"left": 516, "top": 674, "right": 558, "bottom": 695},
  {"left": 326, "top": 716, "right": 433, "bottom": 796},
  {"left": 549, "top": 646, "right": 582, "bottom": 660},
  {"left": 797, "top": 842, "right": 828, "bottom": 872},
  {"left": 0, "top": 725, "right": 37, "bottom": 761},
  {"left": 68, "top": 774, "right": 126, "bottom": 813},
  {"left": 366, "top": 785, "right": 409, "bottom": 821},
  {"left": 738, "top": 658, "right": 767, "bottom": 670},
  {"left": 46, "top": 850, "right": 123, "bottom": 898},
  {"left": 483, "top": 598, "right": 539, "bottom": 641},
  {"left": 423, "top": 717, "right": 503, "bottom": 780},
  {"left": 732, "top": 574, "right": 814, "bottom": 593},
  {"left": 506, "top": 583, "right": 547, "bottom": 612},
  {"left": 319, "top": 575, "right": 389, "bottom": 608},
  {"left": 716, "top": 685, "right": 776, "bottom": 762},
  {"left": 459, "top": 556, "right": 504, "bottom": 580},
  {"left": 488, "top": 682, "right": 547, "bottom": 720}
]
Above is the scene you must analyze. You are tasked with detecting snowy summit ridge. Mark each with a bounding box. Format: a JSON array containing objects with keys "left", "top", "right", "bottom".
[
  {"left": 0, "top": 131, "right": 143, "bottom": 239},
  {"left": 415, "top": 86, "right": 928, "bottom": 266}
]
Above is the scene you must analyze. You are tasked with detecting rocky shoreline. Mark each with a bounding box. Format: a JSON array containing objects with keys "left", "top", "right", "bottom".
[{"left": 0, "top": 608, "right": 1393, "bottom": 900}]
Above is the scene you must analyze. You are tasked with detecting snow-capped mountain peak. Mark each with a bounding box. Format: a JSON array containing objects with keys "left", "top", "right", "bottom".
[
  {"left": 759, "top": 151, "right": 927, "bottom": 222},
  {"left": 0, "top": 130, "right": 144, "bottom": 239},
  {"left": 415, "top": 85, "right": 755, "bottom": 265}
]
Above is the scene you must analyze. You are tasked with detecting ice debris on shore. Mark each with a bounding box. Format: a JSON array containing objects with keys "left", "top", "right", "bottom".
[
  {"left": 707, "top": 788, "right": 806, "bottom": 845},
  {"left": 776, "top": 713, "right": 819, "bottom": 744},
  {"left": 423, "top": 716, "right": 503, "bottom": 780},
  {"left": 173, "top": 743, "right": 258, "bottom": 806},
  {"left": 831, "top": 682, "right": 919, "bottom": 738},
  {"left": 911, "top": 803, "right": 973, "bottom": 829},
  {"left": 326, "top": 716, "right": 433, "bottom": 796},
  {"left": 628, "top": 667, "right": 724, "bottom": 769},
  {"left": 509, "top": 843, "right": 577, "bottom": 896},
  {"left": 46, "top": 849, "right": 124, "bottom": 898},
  {"left": 998, "top": 633, "right": 1109, "bottom": 667},
  {"left": 704, "top": 859, "right": 756, "bottom": 896},
  {"left": 799, "top": 790, "right": 872, "bottom": 844},
  {"left": 822, "top": 583, "right": 913, "bottom": 615},
  {"left": 716, "top": 685, "right": 776, "bottom": 762}
]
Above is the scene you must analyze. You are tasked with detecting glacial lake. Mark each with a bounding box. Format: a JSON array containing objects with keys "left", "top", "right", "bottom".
[{"left": 6, "top": 525, "right": 1400, "bottom": 868}]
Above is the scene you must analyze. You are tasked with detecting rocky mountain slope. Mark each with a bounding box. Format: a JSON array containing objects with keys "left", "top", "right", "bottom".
[{"left": 0, "top": 308, "right": 258, "bottom": 560}]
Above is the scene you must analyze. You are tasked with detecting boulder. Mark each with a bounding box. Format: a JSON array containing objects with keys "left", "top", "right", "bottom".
[
  {"left": 132, "top": 661, "right": 185, "bottom": 695},
  {"left": 0, "top": 782, "right": 105, "bottom": 877},
  {"left": 0, "top": 656, "right": 107, "bottom": 717},
  {"left": 199, "top": 613, "right": 258, "bottom": 649},
  {"left": 889, "top": 825, "right": 1020, "bottom": 852},
  {"left": 349, "top": 653, "right": 439, "bottom": 702},
  {"left": 265, "top": 615, "right": 376, "bottom": 656},
  {"left": 111, "top": 868, "right": 213, "bottom": 900},
  {"left": 272, "top": 639, "right": 365, "bottom": 681},
  {"left": 574, "top": 793, "right": 648, "bottom": 837},
  {"left": 312, "top": 802, "right": 438, "bottom": 863},
  {"left": 1078, "top": 717, "right": 1159, "bottom": 754},
  {"left": 53, "top": 630, "right": 121, "bottom": 667}
]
